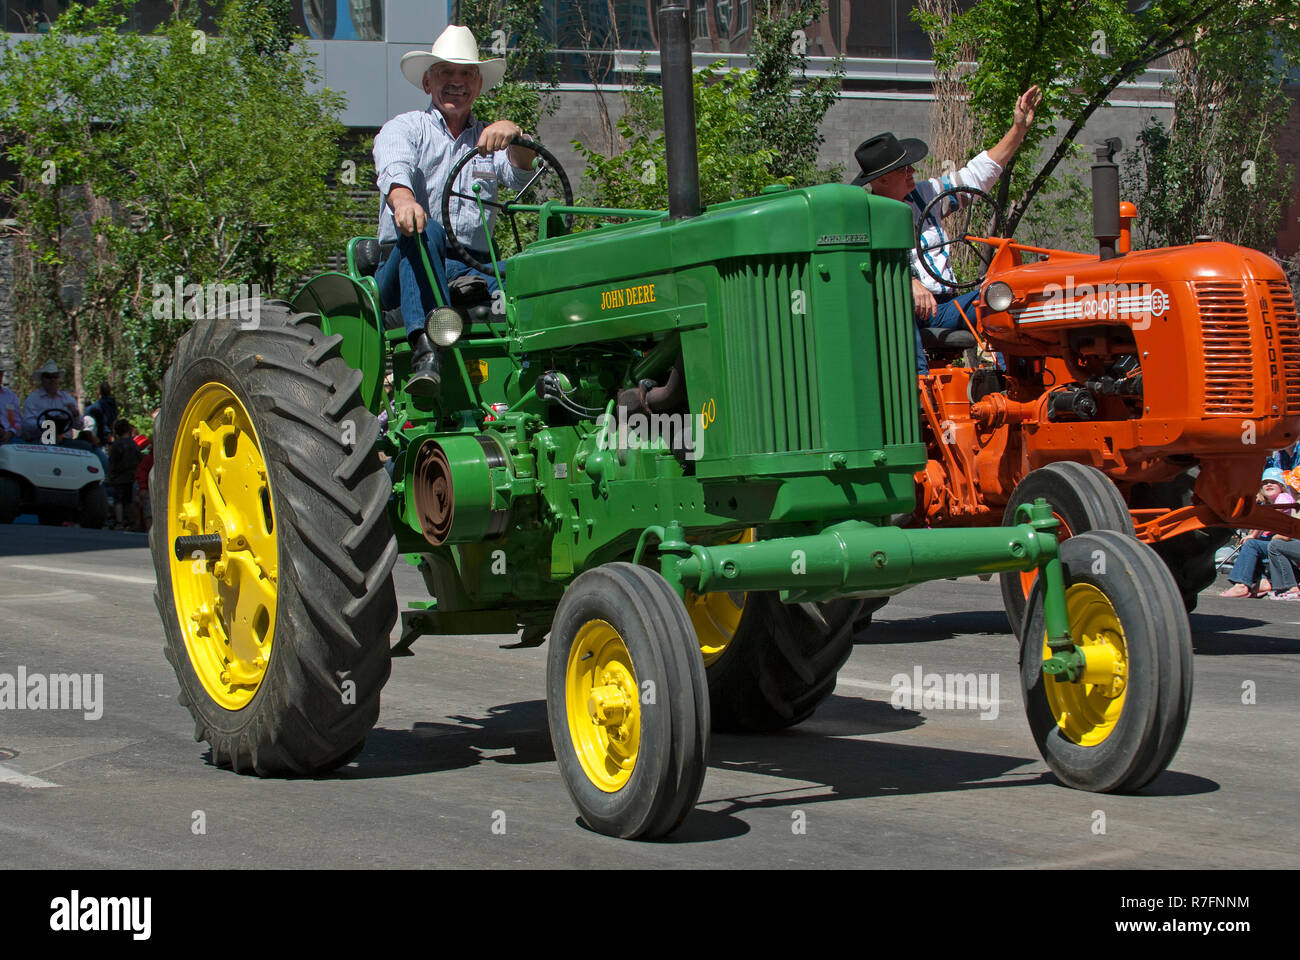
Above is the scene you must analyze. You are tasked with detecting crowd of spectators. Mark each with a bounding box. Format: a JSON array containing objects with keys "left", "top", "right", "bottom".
[{"left": 1219, "top": 442, "right": 1300, "bottom": 599}]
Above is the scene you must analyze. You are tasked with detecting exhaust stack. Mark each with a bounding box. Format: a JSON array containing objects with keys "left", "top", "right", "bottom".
[
  {"left": 658, "top": 3, "right": 701, "bottom": 220},
  {"left": 1092, "top": 137, "right": 1123, "bottom": 261}
]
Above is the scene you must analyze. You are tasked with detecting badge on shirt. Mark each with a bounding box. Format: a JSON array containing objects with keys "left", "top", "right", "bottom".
[{"left": 471, "top": 158, "right": 497, "bottom": 182}]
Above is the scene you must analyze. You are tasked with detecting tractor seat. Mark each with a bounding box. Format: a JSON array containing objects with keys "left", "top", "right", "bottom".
[
  {"left": 381, "top": 274, "right": 496, "bottom": 333},
  {"left": 920, "top": 327, "right": 978, "bottom": 351},
  {"left": 353, "top": 238, "right": 393, "bottom": 277}
]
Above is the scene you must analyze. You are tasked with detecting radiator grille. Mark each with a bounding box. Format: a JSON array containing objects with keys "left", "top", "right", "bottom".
[
  {"left": 1194, "top": 280, "right": 1254, "bottom": 416},
  {"left": 1264, "top": 279, "right": 1300, "bottom": 415},
  {"left": 718, "top": 256, "right": 822, "bottom": 455},
  {"left": 873, "top": 250, "right": 920, "bottom": 446}
]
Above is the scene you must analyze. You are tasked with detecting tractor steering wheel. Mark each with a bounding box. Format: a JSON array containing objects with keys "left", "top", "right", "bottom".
[
  {"left": 35, "top": 407, "right": 74, "bottom": 439},
  {"left": 440, "top": 136, "right": 575, "bottom": 276},
  {"left": 915, "top": 186, "right": 1006, "bottom": 291}
]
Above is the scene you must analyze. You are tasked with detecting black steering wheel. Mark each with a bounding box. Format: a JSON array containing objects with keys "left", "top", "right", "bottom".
[
  {"left": 915, "top": 186, "right": 1006, "bottom": 291},
  {"left": 35, "top": 407, "right": 74, "bottom": 439},
  {"left": 440, "top": 136, "right": 575, "bottom": 276}
]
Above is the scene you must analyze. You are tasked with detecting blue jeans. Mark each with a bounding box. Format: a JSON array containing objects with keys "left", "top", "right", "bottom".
[
  {"left": 374, "top": 220, "right": 505, "bottom": 337},
  {"left": 1267, "top": 538, "right": 1300, "bottom": 591},
  {"left": 1229, "top": 536, "right": 1271, "bottom": 585},
  {"left": 915, "top": 289, "right": 980, "bottom": 374}
]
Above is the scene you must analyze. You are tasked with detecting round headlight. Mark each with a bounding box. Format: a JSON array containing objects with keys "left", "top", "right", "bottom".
[
  {"left": 426, "top": 307, "right": 464, "bottom": 347},
  {"left": 984, "top": 281, "right": 1014, "bottom": 313}
]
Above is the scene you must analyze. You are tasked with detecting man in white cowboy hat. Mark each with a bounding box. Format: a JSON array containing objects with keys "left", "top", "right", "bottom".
[
  {"left": 373, "top": 23, "right": 537, "bottom": 397},
  {"left": 21, "top": 360, "right": 81, "bottom": 441}
]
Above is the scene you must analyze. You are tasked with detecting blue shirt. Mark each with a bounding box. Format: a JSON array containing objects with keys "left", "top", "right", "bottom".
[{"left": 373, "top": 106, "right": 531, "bottom": 249}]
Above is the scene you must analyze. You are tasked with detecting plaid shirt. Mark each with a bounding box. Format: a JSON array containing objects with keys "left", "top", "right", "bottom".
[
  {"left": 373, "top": 106, "right": 530, "bottom": 249},
  {"left": 906, "top": 151, "right": 1003, "bottom": 295}
]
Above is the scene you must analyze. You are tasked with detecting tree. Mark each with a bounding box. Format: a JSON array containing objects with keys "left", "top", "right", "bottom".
[
  {"left": 1124, "top": 23, "right": 1299, "bottom": 250},
  {"left": 0, "top": 0, "right": 359, "bottom": 416},
  {"left": 576, "top": 61, "right": 779, "bottom": 212},
  {"left": 577, "top": 1, "right": 844, "bottom": 210},
  {"left": 917, "top": 0, "right": 1300, "bottom": 237},
  {"left": 748, "top": 0, "right": 845, "bottom": 185},
  {"left": 454, "top": 0, "right": 559, "bottom": 136}
]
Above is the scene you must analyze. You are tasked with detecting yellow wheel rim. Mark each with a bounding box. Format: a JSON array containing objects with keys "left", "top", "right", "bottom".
[
  {"left": 565, "top": 619, "right": 639, "bottom": 792},
  {"left": 1042, "top": 583, "right": 1129, "bottom": 746},
  {"left": 168, "top": 383, "right": 279, "bottom": 711},
  {"left": 685, "top": 528, "right": 753, "bottom": 665}
]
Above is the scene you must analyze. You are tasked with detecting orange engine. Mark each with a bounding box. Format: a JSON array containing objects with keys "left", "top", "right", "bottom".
[{"left": 917, "top": 235, "right": 1300, "bottom": 542}]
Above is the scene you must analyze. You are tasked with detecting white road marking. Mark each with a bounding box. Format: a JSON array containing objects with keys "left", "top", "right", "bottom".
[
  {"left": 0, "top": 589, "right": 98, "bottom": 604},
  {"left": 0, "top": 764, "right": 59, "bottom": 789},
  {"left": 3, "top": 563, "right": 155, "bottom": 586},
  {"left": 836, "top": 675, "right": 1012, "bottom": 705}
]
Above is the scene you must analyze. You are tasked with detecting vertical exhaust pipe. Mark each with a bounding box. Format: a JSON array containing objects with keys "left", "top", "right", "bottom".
[
  {"left": 658, "top": 3, "right": 702, "bottom": 220},
  {"left": 1092, "top": 137, "right": 1123, "bottom": 261}
]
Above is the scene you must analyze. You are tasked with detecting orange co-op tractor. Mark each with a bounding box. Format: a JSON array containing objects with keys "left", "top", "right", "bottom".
[{"left": 908, "top": 138, "right": 1300, "bottom": 629}]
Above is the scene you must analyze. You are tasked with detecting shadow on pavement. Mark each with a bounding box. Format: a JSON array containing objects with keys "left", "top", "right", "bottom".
[
  {"left": 0, "top": 524, "right": 149, "bottom": 556},
  {"left": 857, "top": 609, "right": 1013, "bottom": 645},
  {"left": 1190, "top": 612, "right": 1300, "bottom": 655}
]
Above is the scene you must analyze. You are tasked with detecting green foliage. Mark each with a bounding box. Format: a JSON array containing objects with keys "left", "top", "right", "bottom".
[
  {"left": 575, "top": 62, "right": 778, "bottom": 212},
  {"left": 0, "top": 0, "right": 358, "bottom": 417},
  {"left": 455, "top": 0, "right": 558, "bottom": 135},
  {"left": 1123, "top": 20, "right": 1299, "bottom": 251},
  {"left": 916, "top": 0, "right": 1300, "bottom": 236},
  {"left": 577, "top": 2, "right": 844, "bottom": 212},
  {"left": 747, "top": 0, "right": 845, "bottom": 186}
]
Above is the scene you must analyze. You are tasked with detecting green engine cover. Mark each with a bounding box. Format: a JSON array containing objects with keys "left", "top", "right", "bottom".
[{"left": 504, "top": 184, "right": 923, "bottom": 495}]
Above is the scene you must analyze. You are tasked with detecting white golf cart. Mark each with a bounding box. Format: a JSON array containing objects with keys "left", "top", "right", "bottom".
[{"left": 0, "top": 407, "right": 109, "bottom": 527}]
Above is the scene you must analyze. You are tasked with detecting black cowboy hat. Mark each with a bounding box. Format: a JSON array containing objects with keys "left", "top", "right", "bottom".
[{"left": 851, "top": 132, "right": 929, "bottom": 186}]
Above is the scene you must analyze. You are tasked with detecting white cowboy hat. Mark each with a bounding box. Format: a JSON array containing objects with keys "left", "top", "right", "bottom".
[
  {"left": 32, "top": 360, "right": 61, "bottom": 380},
  {"left": 400, "top": 25, "right": 505, "bottom": 93}
]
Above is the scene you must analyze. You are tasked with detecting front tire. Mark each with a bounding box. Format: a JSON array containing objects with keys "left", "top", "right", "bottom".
[
  {"left": 151, "top": 300, "right": 398, "bottom": 775},
  {"left": 1021, "top": 530, "right": 1192, "bottom": 793},
  {"left": 547, "top": 562, "right": 709, "bottom": 839},
  {"left": 1000, "top": 462, "right": 1134, "bottom": 637}
]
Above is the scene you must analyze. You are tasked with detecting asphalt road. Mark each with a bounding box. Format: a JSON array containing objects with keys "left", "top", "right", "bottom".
[{"left": 1, "top": 523, "right": 1296, "bottom": 869}]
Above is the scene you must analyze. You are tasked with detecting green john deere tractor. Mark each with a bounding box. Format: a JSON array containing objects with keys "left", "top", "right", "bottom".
[{"left": 149, "top": 4, "right": 1192, "bottom": 839}]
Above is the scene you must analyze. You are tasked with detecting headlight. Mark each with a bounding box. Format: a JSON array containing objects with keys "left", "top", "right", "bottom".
[
  {"left": 984, "top": 281, "right": 1014, "bottom": 312},
  {"left": 426, "top": 307, "right": 464, "bottom": 347}
]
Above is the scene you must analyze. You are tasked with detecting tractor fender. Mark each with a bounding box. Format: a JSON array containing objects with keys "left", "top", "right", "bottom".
[{"left": 291, "top": 272, "right": 385, "bottom": 414}]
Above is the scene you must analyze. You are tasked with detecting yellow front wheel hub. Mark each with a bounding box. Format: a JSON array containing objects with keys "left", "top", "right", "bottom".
[
  {"left": 566, "top": 619, "right": 639, "bottom": 792},
  {"left": 1043, "top": 583, "right": 1129, "bottom": 746},
  {"left": 168, "top": 383, "right": 279, "bottom": 711}
]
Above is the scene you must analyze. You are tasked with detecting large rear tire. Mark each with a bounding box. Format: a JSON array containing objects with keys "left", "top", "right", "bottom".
[
  {"left": 1021, "top": 531, "right": 1192, "bottom": 792},
  {"left": 700, "top": 593, "right": 865, "bottom": 732},
  {"left": 547, "top": 562, "right": 709, "bottom": 839},
  {"left": 151, "top": 300, "right": 398, "bottom": 775},
  {"left": 1000, "top": 462, "right": 1134, "bottom": 637},
  {"left": 1129, "top": 469, "right": 1231, "bottom": 613}
]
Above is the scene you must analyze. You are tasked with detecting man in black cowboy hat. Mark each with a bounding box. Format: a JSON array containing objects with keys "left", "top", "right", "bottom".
[{"left": 852, "top": 85, "right": 1041, "bottom": 372}]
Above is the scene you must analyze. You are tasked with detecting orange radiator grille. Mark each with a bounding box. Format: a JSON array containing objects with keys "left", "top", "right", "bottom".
[
  {"left": 1194, "top": 280, "right": 1253, "bottom": 416},
  {"left": 1264, "top": 279, "right": 1300, "bottom": 415}
]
